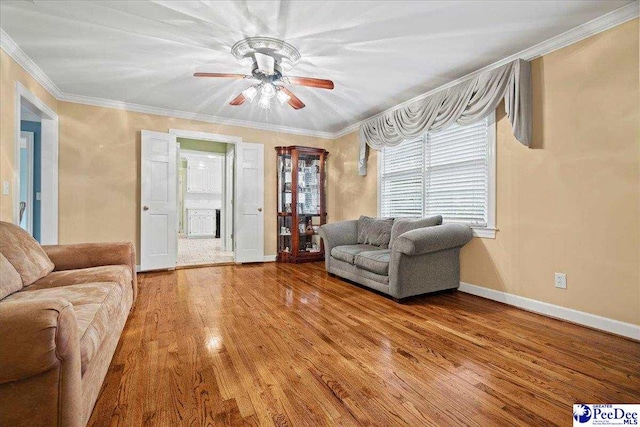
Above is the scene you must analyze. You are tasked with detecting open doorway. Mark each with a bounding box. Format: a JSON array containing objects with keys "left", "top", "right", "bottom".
[
  {"left": 176, "top": 137, "right": 235, "bottom": 267},
  {"left": 14, "top": 83, "right": 58, "bottom": 244},
  {"left": 140, "top": 129, "right": 264, "bottom": 271}
]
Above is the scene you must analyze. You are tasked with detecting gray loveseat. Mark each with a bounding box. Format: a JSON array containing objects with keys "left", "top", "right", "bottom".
[{"left": 318, "top": 215, "right": 473, "bottom": 300}]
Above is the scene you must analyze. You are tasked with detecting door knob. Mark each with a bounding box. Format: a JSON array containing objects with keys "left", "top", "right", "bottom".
[
  {"left": 143, "top": 206, "right": 149, "bottom": 211},
  {"left": 258, "top": 207, "right": 262, "bottom": 212}
]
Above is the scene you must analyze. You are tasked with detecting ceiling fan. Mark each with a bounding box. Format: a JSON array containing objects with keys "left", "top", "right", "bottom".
[{"left": 194, "top": 37, "right": 333, "bottom": 111}]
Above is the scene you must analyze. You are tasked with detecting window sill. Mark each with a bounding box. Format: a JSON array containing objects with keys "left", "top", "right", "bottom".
[{"left": 471, "top": 227, "right": 496, "bottom": 239}]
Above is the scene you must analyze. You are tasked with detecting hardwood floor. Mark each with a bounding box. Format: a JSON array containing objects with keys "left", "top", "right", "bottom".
[{"left": 88, "top": 262, "right": 640, "bottom": 426}]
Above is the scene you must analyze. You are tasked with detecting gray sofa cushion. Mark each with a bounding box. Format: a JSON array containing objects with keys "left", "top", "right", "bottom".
[
  {"left": 354, "top": 250, "right": 391, "bottom": 276},
  {"left": 330, "top": 244, "right": 385, "bottom": 265},
  {"left": 389, "top": 215, "right": 443, "bottom": 249},
  {"left": 357, "top": 216, "right": 394, "bottom": 248}
]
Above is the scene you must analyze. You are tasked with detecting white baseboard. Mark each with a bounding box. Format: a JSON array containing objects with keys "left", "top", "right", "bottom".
[{"left": 459, "top": 282, "right": 640, "bottom": 341}]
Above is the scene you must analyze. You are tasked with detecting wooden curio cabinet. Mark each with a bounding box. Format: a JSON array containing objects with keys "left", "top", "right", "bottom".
[{"left": 276, "top": 146, "right": 328, "bottom": 263}]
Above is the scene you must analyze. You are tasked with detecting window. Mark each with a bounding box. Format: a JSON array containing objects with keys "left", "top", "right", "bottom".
[{"left": 379, "top": 114, "right": 496, "bottom": 238}]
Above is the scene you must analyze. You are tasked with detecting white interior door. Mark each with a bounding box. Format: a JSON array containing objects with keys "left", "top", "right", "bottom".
[
  {"left": 140, "top": 130, "right": 177, "bottom": 271},
  {"left": 234, "top": 142, "right": 264, "bottom": 263}
]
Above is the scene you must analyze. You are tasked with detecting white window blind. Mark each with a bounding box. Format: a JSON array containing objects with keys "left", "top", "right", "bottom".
[
  {"left": 380, "top": 137, "right": 424, "bottom": 217},
  {"left": 380, "top": 116, "right": 493, "bottom": 228}
]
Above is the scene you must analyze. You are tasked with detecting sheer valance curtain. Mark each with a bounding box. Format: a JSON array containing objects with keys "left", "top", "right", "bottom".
[{"left": 358, "top": 58, "right": 532, "bottom": 175}]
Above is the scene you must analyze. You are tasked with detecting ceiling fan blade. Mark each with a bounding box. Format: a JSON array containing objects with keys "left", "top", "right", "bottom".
[
  {"left": 229, "top": 93, "right": 246, "bottom": 106},
  {"left": 280, "top": 87, "right": 305, "bottom": 110},
  {"left": 254, "top": 52, "right": 275, "bottom": 75},
  {"left": 286, "top": 76, "right": 334, "bottom": 90},
  {"left": 194, "top": 72, "right": 249, "bottom": 79}
]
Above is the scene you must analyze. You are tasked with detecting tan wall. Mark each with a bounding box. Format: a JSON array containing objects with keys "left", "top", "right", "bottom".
[
  {"left": 57, "top": 101, "right": 337, "bottom": 260},
  {"left": 341, "top": 20, "right": 640, "bottom": 325},
  {"left": 330, "top": 132, "right": 378, "bottom": 221},
  {"left": 0, "top": 49, "right": 58, "bottom": 221},
  {"left": 461, "top": 19, "right": 639, "bottom": 325}
]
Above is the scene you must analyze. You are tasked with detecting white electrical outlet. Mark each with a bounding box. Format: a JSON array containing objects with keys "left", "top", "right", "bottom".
[{"left": 555, "top": 273, "right": 567, "bottom": 289}]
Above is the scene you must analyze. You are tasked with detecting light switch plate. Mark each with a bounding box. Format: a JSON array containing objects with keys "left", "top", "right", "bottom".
[
  {"left": 2, "top": 181, "right": 9, "bottom": 196},
  {"left": 555, "top": 273, "right": 567, "bottom": 289}
]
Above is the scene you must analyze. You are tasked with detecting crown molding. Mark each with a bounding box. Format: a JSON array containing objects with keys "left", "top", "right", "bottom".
[
  {"left": 2, "top": 1, "right": 638, "bottom": 141},
  {"left": 0, "top": 28, "right": 63, "bottom": 99},
  {"left": 58, "top": 92, "right": 336, "bottom": 139},
  {"left": 332, "top": 0, "right": 639, "bottom": 139}
]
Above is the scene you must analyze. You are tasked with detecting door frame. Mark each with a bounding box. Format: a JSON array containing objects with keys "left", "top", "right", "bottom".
[
  {"left": 224, "top": 145, "right": 234, "bottom": 251},
  {"left": 169, "top": 129, "right": 242, "bottom": 262},
  {"left": 14, "top": 82, "right": 58, "bottom": 244},
  {"left": 19, "top": 131, "right": 35, "bottom": 234}
]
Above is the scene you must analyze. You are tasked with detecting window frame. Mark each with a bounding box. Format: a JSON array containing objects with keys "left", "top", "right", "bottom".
[{"left": 377, "top": 112, "right": 496, "bottom": 239}]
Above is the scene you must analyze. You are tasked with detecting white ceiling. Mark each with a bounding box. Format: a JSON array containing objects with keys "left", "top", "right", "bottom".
[{"left": 0, "top": 0, "right": 633, "bottom": 135}]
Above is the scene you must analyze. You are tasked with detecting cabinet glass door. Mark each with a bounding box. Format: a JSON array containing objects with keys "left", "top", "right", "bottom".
[
  {"left": 296, "top": 153, "right": 322, "bottom": 255},
  {"left": 278, "top": 153, "right": 293, "bottom": 257}
]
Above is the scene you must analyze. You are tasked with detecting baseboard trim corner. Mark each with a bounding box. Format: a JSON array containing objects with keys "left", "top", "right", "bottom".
[
  {"left": 263, "top": 255, "right": 277, "bottom": 262},
  {"left": 458, "top": 282, "right": 640, "bottom": 341}
]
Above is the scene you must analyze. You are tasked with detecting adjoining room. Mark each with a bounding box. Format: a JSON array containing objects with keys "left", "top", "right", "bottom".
[{"left": 177, "top": 137, "right": 234, "bottom": 267}]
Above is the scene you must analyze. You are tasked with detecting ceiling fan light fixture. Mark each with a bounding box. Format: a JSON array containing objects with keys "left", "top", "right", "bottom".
[
  {"left": 258, "top": 94, "right": 271, "bottom": 110},
  {"left": 261, "top": 83, "right": 276, "bottom": 99},
  {"left": 242, "top": 85, "right": 258, "bottom": 102},
  {"left": 276, "top": 89, "right": 291, "bottom": 105}
]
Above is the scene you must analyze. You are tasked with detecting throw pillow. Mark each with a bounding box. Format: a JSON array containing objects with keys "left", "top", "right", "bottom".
[
  {"left": 357, "top": 216, "right": 394, "bottom": 248},
  {"left": 0, "top": 221, "right": 54, "bottom": 286},
  {"left": 389, "top": 215, "right": 443, "bottom": 249}
]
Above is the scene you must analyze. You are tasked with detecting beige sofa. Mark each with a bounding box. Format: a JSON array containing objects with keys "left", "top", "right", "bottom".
[{"left": 0, "top": 221, "right": 136, "bottom": 427}]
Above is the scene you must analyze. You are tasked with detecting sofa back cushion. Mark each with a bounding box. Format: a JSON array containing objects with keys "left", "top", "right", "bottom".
[
  {"left": 0, "top": 253, "right": 23, "bottom": 299},
  {"left": 357, "top": 216, "right": 394, "bottom": 249},
  {"left": 0, "top": 221, "right": 54, "bottom": 286},
  {"left": 389, "top": 215, "right": 443, "bottom": 249}
]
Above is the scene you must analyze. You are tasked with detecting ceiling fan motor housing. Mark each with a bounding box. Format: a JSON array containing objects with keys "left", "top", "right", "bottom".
[{"left": 251, "top": 62, "right": 282, "bottom": 83}]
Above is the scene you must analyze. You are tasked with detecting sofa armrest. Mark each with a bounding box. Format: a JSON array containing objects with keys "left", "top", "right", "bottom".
[
  {"left": 318, "top": 220, "right": 359, "bottom": 270},
  {"left": 43, "top": 242, "right": 137, "bottom": 302},
  {"left": 393, "top": 223, "right": 473, "bottom": 256},
  {"left": 0, "top": 298, "right": 82, "bottom": 427},
  {"left": 43, "top": 241, "right": 135, "bottom": 272}
]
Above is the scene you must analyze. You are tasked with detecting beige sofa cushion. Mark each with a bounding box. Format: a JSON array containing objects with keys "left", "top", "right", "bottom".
[
  {"left": 0, "top": 221, "right": 54, "bottom": 286},
  {"left": 29, "top": 265, "right": 132, "bottom": 292},
  {"left": 7, "top": 280, "right": 126, "bottom": 374},
  {"left": 0, "top": 253, "right": 23, "bottom": 299}
]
